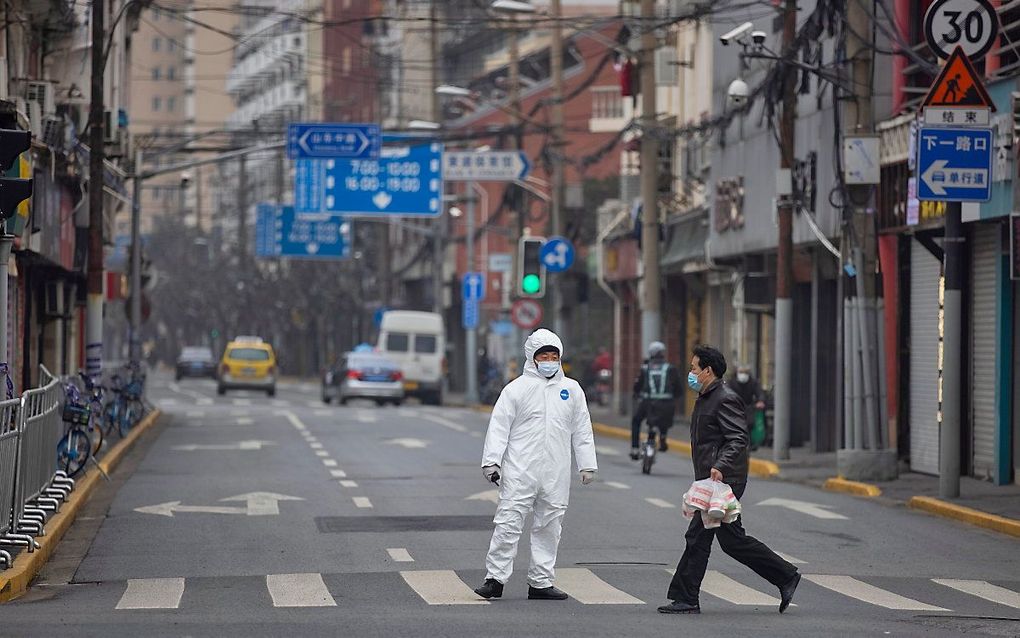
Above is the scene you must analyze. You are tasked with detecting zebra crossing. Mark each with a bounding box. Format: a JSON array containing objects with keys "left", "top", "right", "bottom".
[{"left": 108, "top": 568, "right": 1020, "bottom": 614}]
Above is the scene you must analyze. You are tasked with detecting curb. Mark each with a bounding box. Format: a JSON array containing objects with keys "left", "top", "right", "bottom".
[
  {"left": 823, "top": 477, "right": 882, "bottom": 497},
  {"left": 908, "top": 495, "right": 1020, "bottom": 540},
  {"left": 0, "top": 409, "right": 162, "bottom": 603}
]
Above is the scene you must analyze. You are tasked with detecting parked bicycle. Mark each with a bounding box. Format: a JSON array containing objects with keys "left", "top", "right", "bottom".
[{"left": 57, "top": 382, "right": 95, "bottom": 478}]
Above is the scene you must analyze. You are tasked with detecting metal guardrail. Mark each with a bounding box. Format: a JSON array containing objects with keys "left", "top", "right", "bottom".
[{"left": 0, "top": 397, "right": 21, "bottom": 568}]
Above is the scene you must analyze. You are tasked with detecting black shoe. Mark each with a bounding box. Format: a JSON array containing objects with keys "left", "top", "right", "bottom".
[
  {"left": 474, "top": 578, "right": 503, "bottom": 599},
  {"left": 528, "top": 585, "right": 569, "bottom": 600},
  {"left": 629, "top": 448, "right": 641, "bottom": 460},
  {"left": 657, "top": 600, "right": 700, "bottom": 614},
  {"left": 779, "top": 572, "right": 801, "bottom": 613},
  {"left": 658, "top": 439, "right": 669, "bottom": 452}
]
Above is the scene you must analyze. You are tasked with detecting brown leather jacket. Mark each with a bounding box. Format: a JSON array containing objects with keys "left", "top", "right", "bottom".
[{"left": 690, "top": 379, "right": 749, "bottom": 485}]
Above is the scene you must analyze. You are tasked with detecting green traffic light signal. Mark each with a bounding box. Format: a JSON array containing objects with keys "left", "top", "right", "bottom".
[{"left": 522, "top": 273, "right": 541, "bottom": 295}]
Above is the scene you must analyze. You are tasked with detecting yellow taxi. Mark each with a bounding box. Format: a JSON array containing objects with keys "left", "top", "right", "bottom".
[{"left": 217, "top": 336, "right": 277, "bottom": 396}]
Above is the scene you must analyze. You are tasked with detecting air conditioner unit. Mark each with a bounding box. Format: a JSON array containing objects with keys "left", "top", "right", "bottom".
[
  {"left": 25, "top": 81, "right": 54, "bottom": 114},
  {"left": 44, "top": 281, "right": 65, "bottom": 318},
  {"left": 41, "top": 114, "right": 65, "bottom": 149}
]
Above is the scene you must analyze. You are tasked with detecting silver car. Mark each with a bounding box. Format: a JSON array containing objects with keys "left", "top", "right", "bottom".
[{"left": 322, "top": 352, "right": 405, "bottom": 406}]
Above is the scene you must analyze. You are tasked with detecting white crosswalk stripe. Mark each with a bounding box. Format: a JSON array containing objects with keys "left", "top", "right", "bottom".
[
  {"left": 387, "top": 548, "right": 414, "bottom": 563},
  {"left": 400, "top": 570, "right": 489, "bottom": 605},
  {"left": 339, "top": 480, "right": 358, "bottom": 487},
  {"left": 933, "top": 579, "right": 1020, "bottom": 609},
  {"left": 116, "top": 578, "right": 185, "bottom": 610},
  {"left": 353, "top": 497, "right": 373, "bottom": 508},
  {"left": 644, "top": 497, "right": 675, "bottom": 509},
  {"left": 804, "top": 575, "right": 948, "bottom": 611},
  {"left": 776, "top": 552, "right": 807, "bottom": 565},
  {"left": 555, "top": 568, "right": 643, "bottom": 604},
  {"left": 605, "top": 481, "right": 630, "bottom": 489},
  {"left": 265, "top": 573, "right": 336, "bottom": 607},
  {"left": 700, "top": 570, "right": 782, "bottom": 606},
  {"left": 232, "top": 398, "right": 251, "bottom": 406}
]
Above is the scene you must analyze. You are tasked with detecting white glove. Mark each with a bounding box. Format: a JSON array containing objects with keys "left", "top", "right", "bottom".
[
  {"left": 580, "top": 470, "right": 596, "bottom": 485},
  {"left": 482, "top": 465, "right": 500, "bottom": 483}
]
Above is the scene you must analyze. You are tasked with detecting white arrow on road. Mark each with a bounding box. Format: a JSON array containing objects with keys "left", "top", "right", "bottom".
[
  {"left": 135, "top": 492, "right": 304, "bottom": 517},
  {"left": 465, "top": 489, "right": 499, "bottom": 504},
  {"left": 920, "top": 159, "right": 989, "bottom": 196},
  {"left": 757, "top": 498, "right": 848, "bottom": 520},
  {"left": 386, "top": 437, "right": 429, "bottom": 449},
  {"left": 171, "top": 440, "right": 276, "bottom": 452}
]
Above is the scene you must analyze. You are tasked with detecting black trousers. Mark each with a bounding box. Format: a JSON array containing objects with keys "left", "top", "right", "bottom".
[
  {"left": 667, "top": 483, "right": 797, "bottom": 605},
  {"left": 630, "top": 399, "right": 673, "bottom": 448}
]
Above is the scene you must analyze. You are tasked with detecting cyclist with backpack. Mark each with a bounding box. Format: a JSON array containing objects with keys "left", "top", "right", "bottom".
[{"left": 630, "top": 341, "right": 683, "bottom": 460}]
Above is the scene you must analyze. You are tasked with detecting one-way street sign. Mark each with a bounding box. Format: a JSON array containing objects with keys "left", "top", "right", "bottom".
[
  {"left": 444, "top": 151, "right": 530, "bottom": 182},
  {"left": 916, "top": 126, "right": 993, "bottom": 202}
]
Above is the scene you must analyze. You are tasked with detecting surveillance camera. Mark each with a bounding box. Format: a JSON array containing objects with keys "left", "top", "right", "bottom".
[
  {"left": 180, "top": 171, "right": 192, "bottom": 187},
  {"left": 720, "top": 22, "right": 754, "bottom": 46},
  {"left": 727, "top": 78, "right": 750, "bottom": 106},
  {"left": 751, "top": 31, "right": 767, "bottom": 46}
]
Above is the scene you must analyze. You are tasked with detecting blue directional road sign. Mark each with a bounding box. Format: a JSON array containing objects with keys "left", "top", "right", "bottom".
[
  {"left": 287, "top": 123, "right": 380, "bottom": 160},
  {"left": 463, "top": 299, "right": 480, "bottom": 330},
  {"left": 916, "top": 126, "right": 993, "bottom": 202},
  {"left": 462, "top": 272, "right": 486, "bottom": 301},
  {"left": 539, "top": 236, "right": 575, "bottom": 273},
  {"left": 295, "top": 142, "right": 443, "bottom": 217},
  {"left": 255, "top": 203, "right": 351, "bottom": 260}
]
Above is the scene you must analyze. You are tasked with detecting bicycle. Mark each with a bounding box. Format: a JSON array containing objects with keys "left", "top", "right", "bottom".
[
  {"left": 57, "top": 383, "right": 95, "bottom": 478},
  {"left": 640, "top": 424, "right": 660, "bottom": 475}
]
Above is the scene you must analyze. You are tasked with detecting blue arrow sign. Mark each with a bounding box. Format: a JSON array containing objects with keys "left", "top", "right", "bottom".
[
  {"left": 462, "top": 272, "right": 486, "bottom": 301},
  {"left": 916, "top": 126, "right": 993, "bottom": 202},
  {"left": 255, "top": 203, "right": 351, "bottom": 260},
  {"left": 539, "top": 236, "right": 575, "bottom": 273},
  {"left": 295, "top": 142, "right": 443, "bottom": 217},
  {"left": 287, "top": 123, "right": 381, "bottom": 160}
]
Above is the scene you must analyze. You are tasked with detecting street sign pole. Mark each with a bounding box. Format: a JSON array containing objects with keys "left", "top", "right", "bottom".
[
  {"left": 941, "top": 202, "right": 964, "bottom": 498},
  {"left": 465, "top": 187, "right": 478, "bottom": 405}
]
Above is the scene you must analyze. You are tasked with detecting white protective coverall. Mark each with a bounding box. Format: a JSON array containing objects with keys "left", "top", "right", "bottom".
[{"left": 481, "top": 329, "right": 598, "bottom": 588}]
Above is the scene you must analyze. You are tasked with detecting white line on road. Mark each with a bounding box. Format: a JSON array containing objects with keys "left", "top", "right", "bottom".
[
  {"left": 387, "top": 548, "right": 414, "bottom": 563},
  {"left": 309, "top": 442, "right": 324, "bottom": 449},
  {"left": 232, "top": 398, "right": 252, "bottom": 406},
  {"left": 231, "top": 410, "right": 250, "bottom": 417},
  {"left": 757, "top": 498, "right": 848, "bottom": 520},
  {"left": 314, "top": 409, "right": 330, "bottom": 417},
  {"left": 315, "top": 450, "right": 329, "bottom": 457},
  {"left": 265, "top": 573, "right": 336, "bottom": 608},
  {"left": 933, "top": 579, "right": 1020, "bottom": 609},
  {"left": 304, "top": 435, "right": 318, "bottom": 443},
  {"left": 555, "top": 568, "right": 643, "bottom": 604},
  {"left": 595, "top": 446, "right": 621, "bottom": 457},
  {"left": 186, "top": 411, "right": 205, "bottom": 419},
  {"left": 339, "top": 480, "right": 358, "bottom": 488},
  {"left": 353, "top": 497, "right": 373, "bottom": 508},
  {"left": 400, "top": 570, "right": 489, "bottom": 605},
  {"left": 284, "top": 412, "right": 307, "bottom": 431},
  {"left": 322, "top": 459, "right": 338, "bottom": 467},
  {"left": 174, "top": 386, "right": 214, "bottom": 403},
  {"left": 605, "top": 481, "right": 630, "bottom": 490},
  {"left": 421, "top": 414, "right": 468, "bottom": 433},
  {"left": 329, "top": 469, "right": 347, "bottom": 478},
  {"left": 271, "top": 399, "right": 292, "bottom": 407},
  {"left": 776, "top": 552, "right": 807, "bottom": 565},
  {"left": 355, "top": 412, "right": 378, "bottom": 424},
  {"left": 197, "top": 398, "right": 213, "bottom": 406},
  {"left": 804, "top": 575, "right": 948, "bottom": 611},
  {"left": 236, "top": 417, "right": 254, "bottom": 425},
  {"left": 699, "top": 570, "right": 782, "bottom": 606},
  {"left": 645, "top": 497, "right": 675, "bottom": 509},
  {"left": 116, "top": 578, "right": 186, "bottom": 610},
  {"left": 306, "top": 401, "right": 322, "bottom": 408}
]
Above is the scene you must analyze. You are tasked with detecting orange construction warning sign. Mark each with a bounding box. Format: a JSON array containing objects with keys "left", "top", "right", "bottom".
[{"left": 923, "top": 46, "right": 995, "bottom": 110}]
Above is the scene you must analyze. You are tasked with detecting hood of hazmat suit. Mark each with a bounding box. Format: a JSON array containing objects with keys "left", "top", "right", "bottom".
[{"left": 481, "top": 328, "right": 598, "bottom": 504}]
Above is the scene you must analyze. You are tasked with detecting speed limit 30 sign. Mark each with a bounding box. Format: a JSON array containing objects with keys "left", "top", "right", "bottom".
[{"left": 924, "top": 0, "right": 1000, "bottom": 60}]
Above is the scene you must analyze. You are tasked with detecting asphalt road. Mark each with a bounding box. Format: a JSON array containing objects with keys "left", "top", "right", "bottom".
[{"left": 4, "top": 373, "right": 1020, "bottom": 637}]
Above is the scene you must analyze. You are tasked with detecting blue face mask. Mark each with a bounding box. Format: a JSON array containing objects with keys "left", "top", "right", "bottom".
[
  {"left": 688, "top": 371, "right": 703, "bottom": 392},
  {"left": 537, "top": 361, "right": 560, "bottom": 378}
]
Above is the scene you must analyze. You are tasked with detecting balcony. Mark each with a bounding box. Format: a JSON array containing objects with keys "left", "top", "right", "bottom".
[
  {"left": 227, "top": 32, "right": 305, "bottom": 95},
  {"left": 226, "top": 79, "right": 306, "bottom": 129}
]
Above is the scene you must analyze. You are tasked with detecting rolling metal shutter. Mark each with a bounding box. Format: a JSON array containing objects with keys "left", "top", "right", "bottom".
[
  {"left": 910, "top": 239, "right": 941, "bottom": 475},
  {"left": 970, "top": 223, "right": 998, "bottom": 480}
]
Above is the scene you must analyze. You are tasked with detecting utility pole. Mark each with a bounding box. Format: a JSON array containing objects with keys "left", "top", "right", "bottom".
[
  {"left": 465, "top": 187, "right": 478, "bottom": 404},
  {"left": 86, "top": 0, "right": 106, "bottom": 381},
  {"left": 238, "top": 152, "right": 248, "bottom": 264},
  {"left": 431, "top": 0, "right": 443, "bottom": 314},
  {"left": 130, "top": 150, "right": 143, "bottom": 365},
  {"left": 639, "top": 0, "right": 661, "bottom": 349},
  {"left": 549, "top": 0, "right": 566, "bottom": 342},
  {"left": 772, "top": 0, "right": 797, "bottom": 461},
  {"left": 508, "top": 13, "right": 524, "bottom": 359}
]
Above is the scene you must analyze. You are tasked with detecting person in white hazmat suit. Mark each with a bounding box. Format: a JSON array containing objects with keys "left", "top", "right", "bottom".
[{"left": 474, "top": 329, "right": 598, "bottom": 601}]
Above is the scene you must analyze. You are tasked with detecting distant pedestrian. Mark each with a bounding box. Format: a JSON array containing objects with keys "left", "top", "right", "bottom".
[
  {"left": 730, "top": 364, "right": 766, "bottom": 450},
  {"left": 475, "top": 329, "right": 598, "bottom": 601},
  {"left": 658, "top": 345, "right": 800, "bottom": 615},
  {"left": 630, "top": 341, "right": 682, "bottom": 459}
]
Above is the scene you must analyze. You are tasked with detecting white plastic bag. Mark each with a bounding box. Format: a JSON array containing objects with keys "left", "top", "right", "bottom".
[{"left": 682, "top": 479, "right": 741, "bottom": 527}]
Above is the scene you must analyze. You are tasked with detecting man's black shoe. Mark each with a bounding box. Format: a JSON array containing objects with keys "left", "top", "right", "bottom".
[
  {"left": 657, "top": 600, "right": 700, "bottom": 614},
  {"left": 658, "top": 439, "right": 669, "bottom": 452},
  {"left": 474, "top": 578, "right": 503, "bottom": 599},
  {"left": 779, "top": 572, "right": 801, "bottom": 613},
  {"left": 528, "top": 585, "right": 569, "bottom": 600}
]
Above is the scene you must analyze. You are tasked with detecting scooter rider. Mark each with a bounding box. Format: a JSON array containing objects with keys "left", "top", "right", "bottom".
[{"left": 630, "top": 341, "right": 682, "bottom": 460}]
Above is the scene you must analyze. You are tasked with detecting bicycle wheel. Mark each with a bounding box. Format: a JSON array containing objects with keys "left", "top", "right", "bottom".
[
  {"left": 89, "top": 422, "right": 104, "bottom": 456},
  {"left": 101, "top": 401, "right": 119, "bottom": 437},
  {"left": 118, "top": 401, "right": 136, "bottom": 437},
  {"left": 57, "top": 429, "right": 92, "bottom": 478}
]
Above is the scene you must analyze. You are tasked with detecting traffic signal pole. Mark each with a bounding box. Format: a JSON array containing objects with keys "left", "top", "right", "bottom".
[{"left": 549, "top": 0, "right": 567, "bottom": 343}]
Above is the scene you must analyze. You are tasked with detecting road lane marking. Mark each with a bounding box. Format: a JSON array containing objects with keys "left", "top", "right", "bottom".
[
  {"left": 386, "top": 437, "right": 429, "bottom": 448},
  {"left": 353, "top": 497, "right": 373, "bottom": 508},
  {"left": 323, "top": 459, "right": 338, "bottom": 467},
  {"left": 555, "top": 568, "right": 643, "bottom": 604},
  {"left": 400, "top": 570, "right": 489, "bottom": 605},
  {"left": 339, "top": 480, "right": 358, "bottom": 487},
  {"left": 421, "top": 414, "right": 468, "bottom": 433},
  {"left": 315, "top": 451, "right": 330, "bottom": 457},
  {"left": 700, "top": 570, "right": 783, "bottom": 606},
  {"left": 271, "top": 399, "right": 292, "bottom": 407},
  {"left": 172, "top": 440, "right": 273, "bottom": 451},
  {"left": 265, "top": 573, "right": 336, "bottom": 607},
  {"left": 310, "top": 442, "right": 324, "bottom": 449},
  {"left": 757, "top": 498, "right": 848, "bottom": 520},
  {"left": 933, "top": 579, "right": 1020, "bottom": 609},
  {"left": 469, "top": 432, "right": 482, "bottom": 438},
  {"left": 465, "top": 490, "right": 499, "bottom": 504},
  {"left": 595, "top": 446, "right": 621, "bottom": 456},
  {"left": 197, "top": 398, "right": 213, "bottom": 406},
  {"left": 232, "top": 398, "right": 252, "bottom": 406},
  {"left": 804, "top": 575, "right": 948, "bottom": 611},
  {"left": 387, "top": 548, "right": 414, "bottom": 562},
  {"left": 355, "top": 412, "right": 378, "bottom": 423},
  {"left": 776, "top": 552, "right": 807, "bottom": 565},
  {"left": 329, "top": 469, "right": 347, "bottom": 478},
  {"left": 314, "top": 409, "right": 330, "bottom": 417},
  {"left": 236, "top": 417, "right": 254, "bottom": 425},
  {"left": 231, "top": 410, "right": 250, "bottom": 417},
  {"left": 645, "top": 497, "right": 675, "bottom": 509},
  {"left": 186, "top": 411, "right": 205, "bottom": 419},
  {"left": 116, "top": 578, "right": 185, "bottom": 609},
  {"left": 605, "top": 481, "right": 630, "bottom": 490},
  {"left": 284, "top": 412, "right": 307, "bottom": 431},
  {"left": 304, "top": 436, "right": 318, "bottom": 443}
]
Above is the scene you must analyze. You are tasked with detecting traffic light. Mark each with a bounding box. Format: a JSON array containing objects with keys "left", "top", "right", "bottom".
[
  {"left": 0, "top": 128, "right": 32, "bottom": 221},
  {"left": 518, "top": 236, "right": 546, "bottom": 298}
]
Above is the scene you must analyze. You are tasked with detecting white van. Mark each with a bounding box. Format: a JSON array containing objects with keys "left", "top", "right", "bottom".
[{"left": 377, "top": 310, "right": 445, "bottom": 405}]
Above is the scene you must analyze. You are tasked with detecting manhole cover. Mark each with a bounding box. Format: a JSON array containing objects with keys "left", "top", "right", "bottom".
[{"left": 315, "top": 515, "right": 492, "bottom": 533}]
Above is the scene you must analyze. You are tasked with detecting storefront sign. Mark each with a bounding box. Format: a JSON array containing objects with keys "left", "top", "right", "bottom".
[{"left": 906, "top": 177, "right": 947, "bottom": 226}]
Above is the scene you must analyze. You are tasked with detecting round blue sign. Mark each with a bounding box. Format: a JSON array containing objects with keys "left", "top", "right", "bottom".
[
  {"left": 540, "top": 236, "right": 575, "bottom": 273},
  {"left": 560, "top": 389, "right": 570, "bottom": 400}
]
